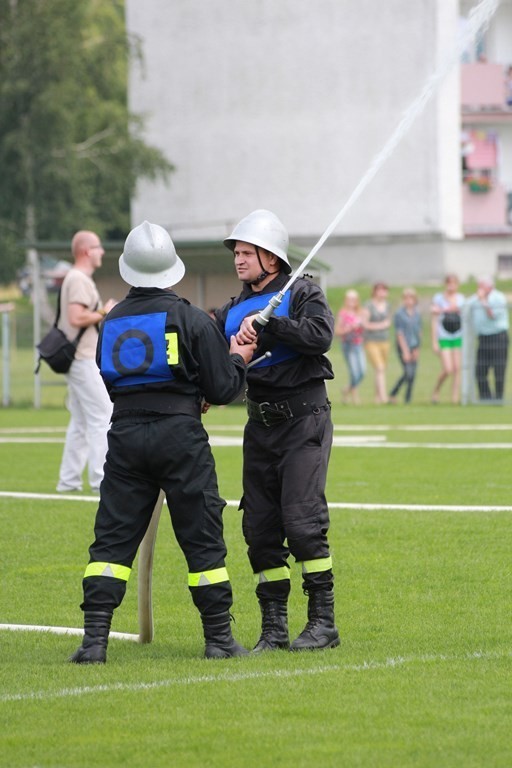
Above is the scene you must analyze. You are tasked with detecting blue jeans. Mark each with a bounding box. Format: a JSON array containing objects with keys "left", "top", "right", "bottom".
[
  {"left": 390, "top": 348, "right": 419, "bottom": 403},
  {"left": 341, "top": 341, "right": 366, "bottom": 388}
]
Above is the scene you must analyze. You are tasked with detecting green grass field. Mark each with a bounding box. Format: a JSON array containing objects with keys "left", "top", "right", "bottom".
[{"left": 1, "top": 403, "right": 511, "bottom": 767}]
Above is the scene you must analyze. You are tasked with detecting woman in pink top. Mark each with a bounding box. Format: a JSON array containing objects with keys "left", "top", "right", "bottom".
[{"left": 335, "top": 289, "right": 366, "bottom": 404}]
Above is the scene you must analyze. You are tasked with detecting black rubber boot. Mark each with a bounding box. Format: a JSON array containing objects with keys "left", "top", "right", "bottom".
[
  {"left": 253, "top": 600, "right": 290, "bottom": 653},
  {"left": 69, "top": 610, "right": 112, "bottom": 664},
  {"left": 202, "top": 612, "right": 249, "bottom": 659},
  {"left": 290, "top": 590, "right": 340, "bottom": 652}
]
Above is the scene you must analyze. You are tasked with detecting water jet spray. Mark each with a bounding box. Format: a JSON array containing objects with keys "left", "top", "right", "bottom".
[{"left": 252, "top": 0, "right": 501, "bottom": 332}]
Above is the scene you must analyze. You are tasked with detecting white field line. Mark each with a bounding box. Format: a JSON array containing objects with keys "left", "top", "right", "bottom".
[
  {"left": 0, "top": 648, "right": 509, "bottom": 704},
  {"left": 331, "top": 440, "right": 512, "bottom": 449},
  {"left": 0, "top": 624, "right": 138, "bottom": 641},
  {"left": 216, "top": 424, "right": 512, "bottom": 432},
  {"left": 0, "top": 437, "right": 66, "bottom": 444},
  {"left": 208, "top": 423, "right": 512, "bottom": 432},
  {"left": 332, "top": 424, "right": 512, "bottom": 432},
  {"left": 1, "top": 490, "right": 512, "bottom": 512},
  {"left": 0, "top": 427, "right": 67, "bottom": 434},
  {"left": 2, "top": 423, "right": 512, "bottom": 451},
  {"left": 0, "top": 491, "right": 100, "bottom": 502},
  {"left": 2, "top": 423, "right": 512, "bottom": 435},
  {"left": 3, "top": 434, "right": 512, "bottom": 449},
  {"left": 206, "top": 424, "right": 512, "bottom": 432}
]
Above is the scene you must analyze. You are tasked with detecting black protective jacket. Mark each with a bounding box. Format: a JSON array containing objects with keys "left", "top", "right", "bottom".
[
  {"left": 215, "top": 273, "right": 334, "bottom": 401},
  {"left": 97, "top": 286, "right": 246, "bottom": 408}
]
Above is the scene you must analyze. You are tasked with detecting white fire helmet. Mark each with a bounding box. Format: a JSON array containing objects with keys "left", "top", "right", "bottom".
[
  {"left": 224, "top": 209, "right": 291, "bottom": 274},
  {"left": 119, "top": 221, "right": 185, "bottom": 288}
]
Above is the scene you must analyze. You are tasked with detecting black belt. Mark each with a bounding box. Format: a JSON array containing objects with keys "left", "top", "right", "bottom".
[
  {"left": 246, "top": 385, "right": 330, "bottom": 427},
  {"left": 113, "top": 391, "right": 201, "bottom": 419}
]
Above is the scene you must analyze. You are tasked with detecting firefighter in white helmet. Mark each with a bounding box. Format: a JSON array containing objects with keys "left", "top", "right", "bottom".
[
  {"left": 70, "top": 221, "right": 256, "bottom": 663},
  {"left": 213, "top": 210, "right": 340, "bottom": 652}
]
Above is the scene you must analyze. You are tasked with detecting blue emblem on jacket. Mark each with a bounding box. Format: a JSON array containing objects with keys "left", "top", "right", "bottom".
[
  {"left": 100, "top": 312, "right": 175, "bottom": 386},
  {"left": 225, "top": 292, "right": 299, "bottom": 369}
]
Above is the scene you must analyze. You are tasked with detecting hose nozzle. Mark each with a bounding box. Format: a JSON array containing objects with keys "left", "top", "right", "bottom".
[{"left": 252, "top": 292, "right": 284, "bottom": 332}]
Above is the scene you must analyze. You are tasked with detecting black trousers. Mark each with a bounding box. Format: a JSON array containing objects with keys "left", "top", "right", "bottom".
[
  {"left": 475, "top": 331, "right": 509, "bottom": 400},
  {"left": 82, "top": 414, "right": 231, "bottom": 616},
  {"left": 241, "top": 406, "right": 333, "bottom": 598}
]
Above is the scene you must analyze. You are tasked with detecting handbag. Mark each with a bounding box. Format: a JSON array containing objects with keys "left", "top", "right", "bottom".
[
  {"left": 35, "top": 289, "right": 89, "bottom": 374},
  {"left": 441, "top": 311, "right": 461, "bottom": 334}
]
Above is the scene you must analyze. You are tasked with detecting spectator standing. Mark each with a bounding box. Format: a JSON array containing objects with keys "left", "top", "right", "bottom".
[
  {"left": 214, "top": 209, "right": 339, "bottom": 653},
  {"left": 335, "top": 289, "right": 366, "bottom": 404},
  {"left": 70, "top": 221, "right": 255, "bottom": 664},
  {"left": 389, "top": 288, "right": 422, "bottom": 404},
  {"left": 430, "top": 274, "right": 464, "bottom": 404},
  {"left": 56, "top": 231, "right": 117, "bottom": 493},
  {"left": 361, "top": 282, "right": 392, "bottom": 404},
  {"left": 468, "top": 275, "right": 510, "bottom": 401}
]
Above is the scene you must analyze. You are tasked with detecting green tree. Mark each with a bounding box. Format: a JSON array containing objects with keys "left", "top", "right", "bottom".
[{"left": 0, "top": 0, "right": 173, "bottom": 284}]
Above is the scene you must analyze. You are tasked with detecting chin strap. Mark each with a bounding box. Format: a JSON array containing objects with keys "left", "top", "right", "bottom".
[{"left": 247, "top": 246, "right": 280, "bottom": 286}]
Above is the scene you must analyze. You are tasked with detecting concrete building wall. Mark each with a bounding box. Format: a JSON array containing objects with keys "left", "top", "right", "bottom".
[
  {"left": 94, "top": 271, "right": 242, "bottom": 311},
  {"left": 126, "top": 1, "right": 512, "bottom": 287},
  {"left": 435, "top": 3, "right": 463, "bottom": 240},
  {"left": 126, "top": 0, "right": 463, "bottom": 284},
  {"left": 302, "top": 235, "right": 447, "bottom": 287},
  {"left": 446, "top": 235, "right": 512, "bottom": 281},
  {"left": 94, "top": 250, "right": 248, "bottom": 310}
]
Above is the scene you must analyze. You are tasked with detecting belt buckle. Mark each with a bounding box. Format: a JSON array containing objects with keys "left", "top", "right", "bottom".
[
  {"left": 258, "top": 401, "right": 272, "bottom": 426},
  {"left": 260, "top": 400, "right": 292, "bottom": 426}
]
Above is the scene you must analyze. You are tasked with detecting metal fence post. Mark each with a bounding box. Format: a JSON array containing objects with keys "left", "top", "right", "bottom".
[
  {"left": 1, "top": 305, "right": 14, "bottom": 407},
  {"left": 461, "top": 304, "right": 474, "bottom": 405},
  {"left": 28, "top": 248, "right": 42, "bottom": 409}
]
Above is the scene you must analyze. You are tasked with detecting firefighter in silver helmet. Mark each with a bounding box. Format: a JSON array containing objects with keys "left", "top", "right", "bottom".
[
  {"left": 70, "top": 221, "right": 256, "bottom": 663},
  {"left": 213, "top": 209, "right": 340, "bottom": 652}
]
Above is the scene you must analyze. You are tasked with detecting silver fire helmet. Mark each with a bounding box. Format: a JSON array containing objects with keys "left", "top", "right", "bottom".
[
  {"left": 119, "top": 221, "right": 185, "bottom": 288},
  {"left": 224, "top": 209, "right": 291, "bottom": 274}
]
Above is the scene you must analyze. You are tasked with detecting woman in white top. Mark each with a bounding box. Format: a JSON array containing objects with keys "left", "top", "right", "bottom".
[{"left": 430, "top": 274, "right": 465, "bottom": 404}]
